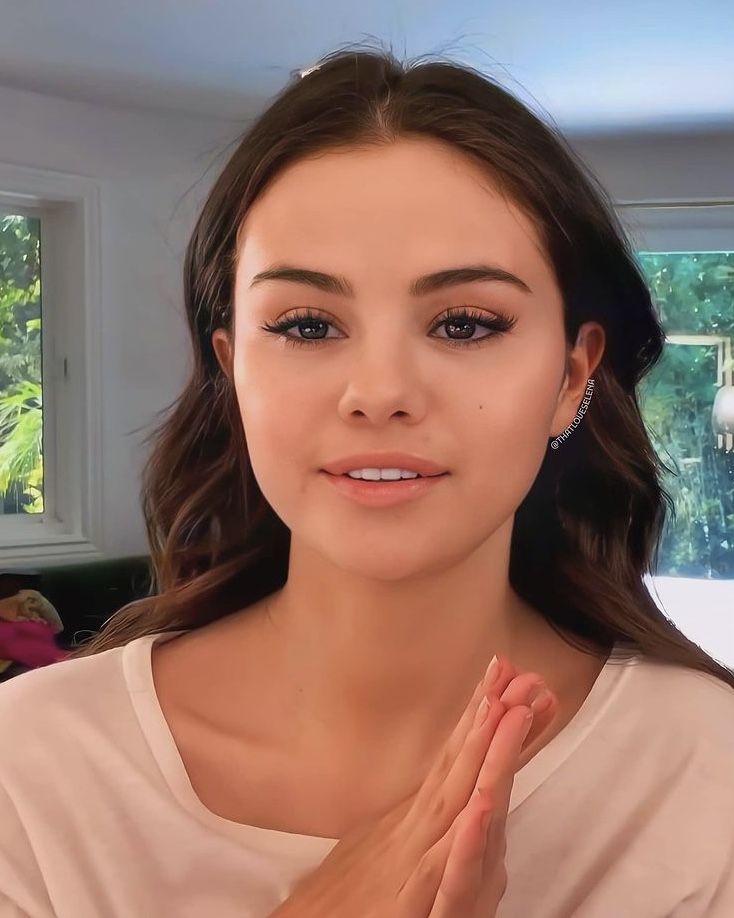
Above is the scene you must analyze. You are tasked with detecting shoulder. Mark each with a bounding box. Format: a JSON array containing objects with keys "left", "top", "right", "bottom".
[
  {"left": 0, "top": 640, "right": 126, "bottom": 704},
  {"left": 0, "top": 642, "right": 133, "bottom": 775},
  {"left": 613, "top": 651, "right": 734, "bottom": 775},
  {"left": 0, "top": 648, "right": 135, "bottom": 911},
  {"left": 626, "top": 651, "right": 734, "bottom": 717}
]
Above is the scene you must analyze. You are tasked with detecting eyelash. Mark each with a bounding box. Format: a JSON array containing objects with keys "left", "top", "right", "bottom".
[{"left": 259, "top": 306, "right": 517, "bottom": 350}]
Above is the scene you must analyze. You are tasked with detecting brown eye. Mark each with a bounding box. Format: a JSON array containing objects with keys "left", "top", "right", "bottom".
[{"left": 430, "top": 307, "right": 517, "bottom": 348}]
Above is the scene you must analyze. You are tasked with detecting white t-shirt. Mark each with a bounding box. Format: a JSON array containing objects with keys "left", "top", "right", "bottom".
[{"left": 0, "top": 628, "right": 732, "bottom": 917}]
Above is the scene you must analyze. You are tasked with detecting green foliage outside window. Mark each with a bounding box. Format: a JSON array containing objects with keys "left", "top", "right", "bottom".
[
  {"left": 638, "top": 252, "right": 734, "bottom": 578},
  {"left": 0, "top": 214, "right": 42, "bottom": 515}
]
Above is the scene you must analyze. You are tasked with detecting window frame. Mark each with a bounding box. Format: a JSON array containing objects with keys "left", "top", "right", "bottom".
[
  {"left": 617, "top": 198, "right": 734, "bottom": 667},
  {"left": 0, "top": 163, "right": 103, "bottom": 566},
  {"left": 616, "top": 197, "right": 734, "bottom": 252}
]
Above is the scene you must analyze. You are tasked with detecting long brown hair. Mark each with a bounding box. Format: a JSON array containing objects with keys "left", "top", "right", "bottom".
[{"left": 67, "top": 42, "right": 734, "bottom": 690}]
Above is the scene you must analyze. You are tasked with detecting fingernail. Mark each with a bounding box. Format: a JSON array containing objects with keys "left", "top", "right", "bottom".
[
  {"left": 473, "top": 695, "right": 490, "bottom": 728},
  {"left": 530, "top": 688, "right": 553, "bottom": 714},
  {"left": 485, "top": 654, "right": 500, "bottom": 687},
  {"left": 528, "top": 681, "right": 546, "bottom": 703},
  {"left": 521, "top": 709, "right": 534, "bottom": 740}
]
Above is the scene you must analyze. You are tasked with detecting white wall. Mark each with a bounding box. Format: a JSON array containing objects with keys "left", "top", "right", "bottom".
[
  {"left": 0, "top": 82, "right": 242, "bottom": 558},
  {"left": 573, "top": 128, "right": 734, "bottom": 204}
]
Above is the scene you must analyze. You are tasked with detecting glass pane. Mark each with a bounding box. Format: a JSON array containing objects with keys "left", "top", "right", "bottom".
[
  {"left": 637, "top": 251, "right": 734, "bottom": 578},
  {"left": 0, "top": 213, "right": 43, "bottom": 515}
]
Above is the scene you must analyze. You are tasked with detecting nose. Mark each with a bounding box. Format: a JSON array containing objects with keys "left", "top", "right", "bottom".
[{"left": 336, "top": 346, "right": 427, "bottom": 425}]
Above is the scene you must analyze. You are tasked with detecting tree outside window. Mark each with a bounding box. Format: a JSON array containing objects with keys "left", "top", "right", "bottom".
[
  {"left": 638, "top": 251, "right": 734, "bottom": 578},
  {"left": 0, "top": 213, "right": 43, "bottom": 516}
]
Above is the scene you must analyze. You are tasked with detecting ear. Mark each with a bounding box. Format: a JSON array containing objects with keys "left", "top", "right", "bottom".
[
  {"left": 549, "top": 322, "right": 606, "bottom": 438},
  {"left": 211, "top": 328, "right": 234, "bottom": 382}
]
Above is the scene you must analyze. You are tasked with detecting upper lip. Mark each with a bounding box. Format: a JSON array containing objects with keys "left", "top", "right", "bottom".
[{"left": 321, "top": 452, "right": 449, "bottom": 477}]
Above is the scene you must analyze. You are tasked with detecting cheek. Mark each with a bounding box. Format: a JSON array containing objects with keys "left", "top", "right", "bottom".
[
  {"left": 234, "top": 346, "right": 305, "bottom": 435},
  {"left": 461, "top": 362, "right": 560, "bottom": 511},
  {"left": 232, "top": 352, "right": 315, "bottom": 501}
]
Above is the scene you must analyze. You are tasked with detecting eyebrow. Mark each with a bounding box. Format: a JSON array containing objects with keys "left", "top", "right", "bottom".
[{"left": 249, "top": 263, "right": 533, "bottom": 297}]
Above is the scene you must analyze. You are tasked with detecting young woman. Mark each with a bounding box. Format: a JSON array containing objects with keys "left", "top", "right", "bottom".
[{"left": 1, "top": 44, "right": 732, "bottom": 918}]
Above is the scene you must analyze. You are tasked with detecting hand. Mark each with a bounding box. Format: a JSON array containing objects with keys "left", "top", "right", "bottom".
[{"left": 270, "top": 655, "right": 558, "bottom": 918}]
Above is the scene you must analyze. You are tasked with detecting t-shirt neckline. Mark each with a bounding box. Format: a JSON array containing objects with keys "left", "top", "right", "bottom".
[
  {"left": 123, "top": 628, "right": 634, "bottom": 859},
  {"left": 124, "top": 628, "right": 337, "bottom": 860}
]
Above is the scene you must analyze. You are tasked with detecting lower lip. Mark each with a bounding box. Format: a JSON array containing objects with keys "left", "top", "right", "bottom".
[{"left": 320, "top": 471, "right": 448, "bottom": 507}]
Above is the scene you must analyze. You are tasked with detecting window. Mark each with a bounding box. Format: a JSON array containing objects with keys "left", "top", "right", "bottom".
[
  {"left": 619, "top": 201, "right": 734, "bottom": 665},
  {"left": 0, "top": 163, "right": 103, "bottom": 565},
  {"left": 637, "top": 250, "right": 734, "bottom": 578}
]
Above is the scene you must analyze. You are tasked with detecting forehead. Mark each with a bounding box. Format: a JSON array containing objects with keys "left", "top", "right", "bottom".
[{"left": 236, "top": 138, "right": 551, "bottom": 287}]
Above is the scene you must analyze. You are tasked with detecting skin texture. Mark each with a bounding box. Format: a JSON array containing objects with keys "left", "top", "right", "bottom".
[{"left": 158, "top": 136, "right": 607, "bottom": 836}]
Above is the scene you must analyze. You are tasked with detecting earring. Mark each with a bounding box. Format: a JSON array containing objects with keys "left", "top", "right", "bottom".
[{"left": 550, "top": 378, "right": 595, "bottom": 449}]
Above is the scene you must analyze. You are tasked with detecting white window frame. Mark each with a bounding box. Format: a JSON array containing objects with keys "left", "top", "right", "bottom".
[
  {"left": 0, "top": 163, "right": 103, "bottom": 566},
  {"left": 615, "top": 197, "right": 734, "bottom": 667},
  {"left": 616, "top": 196, "right": 734, "bottom": 253}
]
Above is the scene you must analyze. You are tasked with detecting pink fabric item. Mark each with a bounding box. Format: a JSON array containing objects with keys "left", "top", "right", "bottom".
[{"left": 0, "top": 620, "right": 68, "bottom": 668}]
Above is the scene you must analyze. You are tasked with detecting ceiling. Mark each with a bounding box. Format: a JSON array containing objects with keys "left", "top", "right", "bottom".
[{"left": 0, "top": 0, "right": 732, "bottom": 134}]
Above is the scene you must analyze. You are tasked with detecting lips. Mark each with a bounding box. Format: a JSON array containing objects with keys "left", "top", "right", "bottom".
[
  {"left": 321, "top": 452, "right": 449, "bottom": 478},
  {"left": 322, "top": 466, "right": 448, "bottom": 507},
  {"left": 337, "top": 471, "right": 444, "bottom": 480}
]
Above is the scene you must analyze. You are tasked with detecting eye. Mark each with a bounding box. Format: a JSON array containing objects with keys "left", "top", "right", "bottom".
[
  {"left": 261, "top": 308, "right": 340, "bottom": 347},
  {"left": 260, "top": 306, "right": 517, "bottom": 349},
  {"left": 430, "top": 307, "right": 517, "bottom": 347}
]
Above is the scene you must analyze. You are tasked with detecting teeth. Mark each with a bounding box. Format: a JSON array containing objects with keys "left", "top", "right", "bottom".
[{"left": 346, "top": 468, "right": 420, "bottom": 480}]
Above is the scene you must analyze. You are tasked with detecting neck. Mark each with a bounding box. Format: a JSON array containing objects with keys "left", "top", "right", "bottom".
[{"left": 248, "top": 527, "right": 550, "bottom": 764}]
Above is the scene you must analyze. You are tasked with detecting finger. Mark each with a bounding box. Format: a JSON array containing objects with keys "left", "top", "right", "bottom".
[
  {"left": 379, "top": 664, "right": 545, "bottom": 842},
  {"left": 521, "top": 690, "right": 557, "bottom": 756},
  {"left": 436, "top": 656, "right": 518, "bottom": 775},
  {"left": 477, "top": 800, "right": 510, "bottom": 915},
  {"left": 498, "top": 670, "right": 546, "bottom": 705},
  {"left": 434, "top": 658, "right": 505, "bottom": 762},
  {"left": 476, "top": 711, "right": 532, "bottom": 911},
  {"left": 441, "top": 695, "right": 508, "bottom": 800},
  {"left": 393, "top": 804, "right": 459, "bottom": 916},
  {"left": 476, "top": 705, "right": 534, "bottom": 798},
  {"left": 408, "top": 656, "right": 517, "bottom": 815},
  {"left": 399, "top": 788, "right": 489, "bottom": 918},
  {"left": 499, "top": 672, "right": 558, "bottom": 753},
  {"left": 431, "top": 790, "right": 492, "bottom": 917},
  {"left": 403, "top": 693, "right": 508, "bottom": 867},
  {"left": 374, "top": 680, "right": 489, "bottom": 844},
  {"left": 477, "top": 722, "right": 521, "bottom": 873},
  {"left": 404, "top": 656, "right": 522, "bottom": 843}
]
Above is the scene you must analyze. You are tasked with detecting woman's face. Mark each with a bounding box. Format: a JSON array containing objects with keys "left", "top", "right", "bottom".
[{"left": 213, "top": 137, "right": 602, "bottom": 580}]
